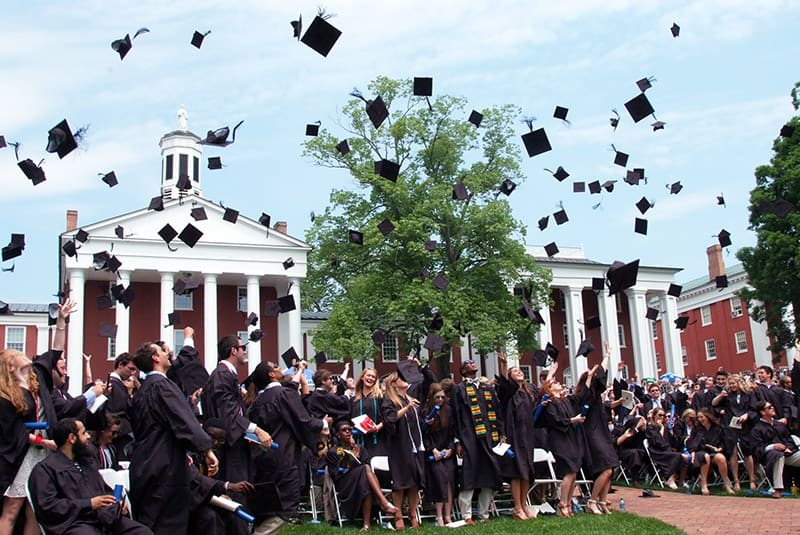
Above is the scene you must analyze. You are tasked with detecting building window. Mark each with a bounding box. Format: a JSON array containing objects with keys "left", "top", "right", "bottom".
[
  {"left": 193, "top": 156, "right": 199, "bottom": 182},
  {"left": 563, "top": 367, "right": 573, "bottom": 388},
  {"left": 616, "top": 293, "right": 624, "bottom": 313},
  {"left": 382, "top": 336, "right": 399, "bottom": 362},
  {"left": 237, "top": 287, "right": 248, "bottom": 312},
  {"left": 562, "top": 324, "right": 569, "bottom": 348},
  {"left": 730, "top": 296, "right": 743, "bottom": 318},
  {"left": 165, "top": 154, "right": 173, "bottom": 180},
  {"left": 705, "top": 339, "right": 717, "bottom": 360},
  {"left": 651, "top": 321, "right": 658, "bottom": 340},
  {"left": 5, "top": 326, "right": 25, "bottom": 353},
  {"left": 174, "top": 329, "right": 185, "bottom": 353},
  {"left": 655, "top": 353, "right": 661, "bottom": 374},
  {"left": 618, "top": 325, "right": 626, "bottom": 348},
  {"left": 238, "top": 331, "right": 249, "bottom": 361},
  {"left": 174, "top": 292, "right": 193, "bottom": 310},
  {"left": 519, "top": 365, "right": 532, "bottom": 383},
  {"left": 559, "top": 290, "right": 566, "bottom": 311},
  {"left": 681, "top": 346, "right": 688, "bottom": 367},
  {"left": 700, "top": 305, "right": 712, "bottom": 326},
  {"left": 619, "top": 364, "right": 629, "bottom": 380},
  {"left": 735, "top": 331, "right": 748, "bottom": 353},
  {"left": 107, "top": 337, "right": 116, "bottom": 361},
  {"left": 178, "top": 154, "right": 188, "bottom": 180}
]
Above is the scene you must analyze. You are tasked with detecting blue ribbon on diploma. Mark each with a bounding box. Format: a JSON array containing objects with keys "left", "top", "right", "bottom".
[
  {"left": 25, "top": 422, "right": 48, "bottom": 430},
  {"left": 533, "top": 394, "right": 550, "bottom": 424}
]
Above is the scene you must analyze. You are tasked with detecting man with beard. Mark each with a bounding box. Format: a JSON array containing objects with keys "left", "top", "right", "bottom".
[{"left": 28, "top": 417, "right": 152, "bottom": 534}]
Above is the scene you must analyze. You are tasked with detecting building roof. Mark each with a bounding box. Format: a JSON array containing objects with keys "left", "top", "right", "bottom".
[
  {"left": 302, "top": 310, "right": 330, "bottom": 321},
  {"left": 681, "top": 263, "right": 747, "bottom": 292},
  {"left": 7, "top": 303, "right": 50, "bottom": 314}
]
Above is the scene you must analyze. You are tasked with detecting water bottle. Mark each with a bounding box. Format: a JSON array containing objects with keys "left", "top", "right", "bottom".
[
  {"left": 619, "top": 498, "right": 626, "bottom": 512},
  {"left": 505, "top": 448, "right": 516, "bottom": 459}
]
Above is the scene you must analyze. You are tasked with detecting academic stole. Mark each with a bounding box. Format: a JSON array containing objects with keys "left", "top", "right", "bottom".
[{"left": 466, "top": 384, "right": 499, "bottom": 443}]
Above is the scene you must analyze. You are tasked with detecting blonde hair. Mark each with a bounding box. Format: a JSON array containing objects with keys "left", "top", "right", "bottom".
[
  {"left": 729, "top": 373, "right": 751, "bottom": 393},
  {"left": 354, "top": 367, "right": 382, "bottom": 401},
  {"left": 0, "top": 349, "right": 39, "bottom": 414},
  {"left": 384, "top": 372, "right": 416, "bottom": 409}
]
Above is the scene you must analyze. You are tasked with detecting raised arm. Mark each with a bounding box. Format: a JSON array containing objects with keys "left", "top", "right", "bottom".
[{"left": 52, "top": 298, "right": 77, "bottom": 351}]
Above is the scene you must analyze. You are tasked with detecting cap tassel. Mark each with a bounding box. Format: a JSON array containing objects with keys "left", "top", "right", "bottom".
[
  {"left": 9, "top": 142, "right": 20, "bottom": 161},
  {"left": 349, "top": 88, "right": 368, "bottom": 104},
  {"left": 610, "top": 109, "right": 620, "bottom": 131},
  {"left": 133, "top": 27, "right": 150, "bottom": 40},
  {"left": 521, "top": 115, "right": 537, "bottom": 132}
]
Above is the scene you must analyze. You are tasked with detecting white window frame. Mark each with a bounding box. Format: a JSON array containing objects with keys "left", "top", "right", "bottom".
[
  {"left": 735, "top": 331, "right": 748, "bottom": 353},
  {"left": 107, "top": 337, "right": 117, "bottom": 361},
  {"left": 619, "top": 364, "right": 629, "bottom": 380},
  {"left": 519, "top": 365, "right": 532, "bottom": 383},
  {"left": 700, "top": 305, "right": 712, "bottom": 326},
  {"left": 618, "top": 324, "right": 627, "bottom": 348},
  {"left": 562, "top": 367, "right": 573, "bottom": 388},
  {"left": 651, "top": 321, "right": 658, "bottom": 340},
  {"left": 174, "top": 330, "right": 186, "bottom": 353},
  {"left": 616, "top": 293, "right": 624, "bottom": 313},
  {"left": 730, "top": 296, "right": 743, "bottom": 318},
  {"left": 562, "top": 324, "right": 569, "bottom": 348},
  {"left": 681, "top": 346, "right": 688, "bottom": 367},
  {"left": 174, "top": 292, "right": 193, "bottom": 311},
  {"left": 237, "top": 286, "right": 248, "bottom": 312},
  {"left": 237, "top": 330, "right": 249, "bottom": 361},
  {"left": 705, "top": 339, "right": 717, "bottom": 361},
  {"left": 5, "top": 326, "right": 25, "bottom": 353},
  {"left": 381, "top": 336, "right": 399, "bottom": 362}
]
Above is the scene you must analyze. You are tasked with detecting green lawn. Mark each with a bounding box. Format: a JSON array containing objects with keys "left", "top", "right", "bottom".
[{"left": 280, "top": 513, "right": 684, "bottom": 534}]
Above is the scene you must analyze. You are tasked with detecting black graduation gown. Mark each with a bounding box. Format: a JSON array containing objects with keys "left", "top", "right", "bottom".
[
  {"left": 754, "top": 383, "right": 785, "bottom": 421},
  {"left": 28, "top": 450, "right": 150, "bottom": 535},
  {"left": 717, "top": 390, "right": 758, "bottom": 456},
  {"left": 0, "top": 391, "right": 35, "bottom": 496},
  {"left": 580, "top": 367, "right": 619, "bottom": 476},
  {"left": 351, "top": 394, "right": 386, "bottom": 456},
  {"left": 167, "top": 344, "right": 210, "bottom": 396},
  {"left": 325, "top": 444, "right": 373, "bottom": 520},
  {"left": 129, "top": 372, "right": 213, "bottom": 535},
  {"left": 248, "top": 382, "right": 324, "bottom": 520},
  {"left": 543, "top": 396, "right": 585, "bottom": 477},
  {"left": 51, "top": 385, "right": 89, "bottom": 420},
  {"left": 645, "top": 424, "right": 683, "bottom": 478},
  {"left": 107, "top": 375, "right": 134, "bottom": 459},
  {"left": 382, "top": 396, "right": 426, "bottom": 490},
  {"left": 496, "top": 378, "right": 536, "bottom": 481},
  {"left": 450, "top": 381, "right": 503, "bottom": 490},
  {"left": 187, "top": 468, "right": 226, "bottom": 535},
  {"left": 750, "top": 418, "right": 795, "bottom": 473},
  {"left": 613, "top": 419, "right": 646, "bottom": 480},
  {"left": 304, "top": 388, "right": 351, "bottom": 421},
  {"left": 422, "top": 406, "right": 455, "bottom": 502}
]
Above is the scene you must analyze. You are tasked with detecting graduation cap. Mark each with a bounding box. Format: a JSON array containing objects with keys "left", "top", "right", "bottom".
[
  {"left": 537, "top": 216, "right": 549, "bottom": 231},
  {"left": 432, "top": 274, "right": 449, "bottom": 290},
  {"left": 586, "top": 316, "right": 601, "bottom": 330},
  {"left": 2, "top": 234, "right": 25, "bottom": 262},
  {"left": 190, "top": 207, "right": 208, "bottom": 221},
  {"left": 588, "top": 180, "right": 601, "bottom": 195},
  {"left": 173, "top": 278, "right": 200, "bottom": 295},
  {"left": 413, "top": 77, "right": 433, "bottom": 97},
  {"left": 174, "top": 173, "right": 190, "bottom": 190},
  {"left": 717, "top": 194, "right": 726, "bottom": 207},
  {"left": 200, "top": 120, "right": 244, "bottom": 146},
  {"left": 715, "top": 275, "right": 728, "bottom": 289},
  {"left": 609, "top": 109, "right": 620, "bottom": 131},
  {"left": 675, "top": 316, "right": 689, "bottom": 329},
  {"left": 553, "top": 105, "right": 569, "bottom": 122},
  {"left": 62, "top": 239, "right": 77, "bottom": 258},
  {"left": 651, "top": 121, "right": 666, "bottom": 131},
  {"left": 222, "top": 207, "right": 239, "bottom": 224},
  {"left": 717, "top": 229, "right": 732, "bottom": 248},
  {"left": 468, "top": 110, "right": 483, "bottom": 127},
  {"left": 314, "top": 351, "right": 327, "bottom": 366},
  {"left": 397, "top": 359, "right": 424, "bottom": 383},
  {"left": 625, "top": 169, "right": 642, "bottom": 186},
  {"left": 611, "top": 144, "right": 629, "bottom": 167},
  {"left": 282, "top": 257, "right": 295, "bottom": 270},
  {"left": 668, "top": 181, "right": 683, "bottom": 195},
  {"left": 119, "top": 286, "right": 135, "bottom": 308},
  {"left": 553, "top": 208, "right": 568, "bottom": 225},
  {"left": 158, "top": 224, "right": 178, "bottom": 250},
  {"left": 330, "top": 256, "right": 340, "bottom": 268},
  {"left": 348, "top": 229, "right": 363, "bottom": 245},
  {"left": 670, "top": 23, "right": 680, "bottom": 38},
  {"left": 374, "top": 159, "right": 400, "bottom": 181},
  {"left": 165, "top": 311, "right": 180, "bottom": 327},
  {"left": 520, "top": 117, "right": 552, "bottom": 158},
  {"left": 191, "top": 30, "right": 211, "bottom": 49},
  {"left": 92, "top": 251, "right": 111, "bottom": 270},
  {"left": 101, "top": 171, "right": 118, "bottom": 187},
  {"left": 278, "top": 295, "right": 296, "bottom": 313},
  {"left": 545, "top": 166, "right": 569, "bottom": 182},
  {"left": 263, "top": 300, "right": 281, "bottom": 317},
  {"left": 94, "top": 293, "right": 114, "bottom": 310},
  {"left": 544, "top": 242, "right": 559, "bottom": 257},
  {"left": 248, "top": 329, "right": 264, "bottom": 343},
  {"left": 177, "top": 224, "right": 203, "bottom": 248},
  {"left": 532, "top": 349, "right": 548, "bottom": 367},
  {"left": 148, "top": 196, "right": 164, "bottom": 211},
  {"left": 607, "top": 259, "right": 639, "bottom": 296},
  {"left": 780, "top": 124, "right": 795, "bottom": 138},
  {"left": 518, "top": 300, "right": 545, "bottom": 325},
  {"left": 452, "top": 183, "right": 469, "bottom": 200},
  {"left": 350, "top": 89, "right": 390, "bottom": 129},
  {"left": 429, "top": 311, "right": 444, "bottom": 331},
  {"left": 573, "top": 182, "right": 586, "bottom": 193},
  {"left": 106, "top": 255, "right": 122, "bottom": 273},
  {"left": 576, "top": 339, "right": 595, "bottom": 357},
  {"left": 0, "top": 136, "right": 5, "bottom": 149},
  {"left": 110, "top": 28, "right": 149, "bottom": 60},
  {"left": 74, "top": 229, "right": 89, "bottom": 244},
  {"left": 99, "top": 322, "right": 118, "bottom": 338},
  {"left": 0, "top": 300, "right": 9, "bottom": 315},
  {"left": 208, "top": 157, "right": 222, "bottom": 170},
  {"left": 668, "top": 283, "right": 682, "bottom": 298},
  {"left": 281, "top": 347, "right": 300, "bottom": 368},
  {"left": 256, "top": 212, "right": 270, "bottom": 227},
  {"left": 425, "top": 239, "right": 437, "bottom": 252},
  {"left": 634, "top": 217, "right": 648, "bottom": 235},
  {"left": 646, "top": 307, "right": 659, "bottom": 321},
  {"left": 300, "top": 12, "right": 341, "bottom": 57},
  {"left": 377, "top": 218, "right": 395, "bottom": 237},
  {"left": 765, "top": 199, "right": 793, "bottom": 218},
  {"left": 424, "top": 333, "right": 445, "bottom": 353},
  {"left": 335, "top": 139, "right": 350, "bottom": 155},
  {"left": 624, "top": 93, "right": 656, "bottom": 123},
  {"left": 636, "top": 77, "right": 655, "bottom": 92},
  {"left": 305, "top": 121, "right": 321, "bottom": 136},
  {"left": 499, "top": 178, "right": 517, "bottom": 196},
  {"left": 111, "top": 284, "right": 125, "bottom": 300},
  {"left": 371, "top": 330, "right": 385, "bottom": 346},
  {"left": 19, "top": 159, "right": 46, "bottom": 185},
  {"left": 592, "top": 277, "right": 605, "bottom": 292},
  {"left": 290, "top": 13, "right": 302, "bottom": 39},
  {"left": 602, "top": 180, "right": 617, "bottom": 193},
  {"left": 246, "top": 312, "right": 259, "bottom": 327}
]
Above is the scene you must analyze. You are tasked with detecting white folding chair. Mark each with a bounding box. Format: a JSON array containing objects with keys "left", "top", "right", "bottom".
[
  {"left": 642, "top": 439, "right": 665, "bottom": 488},
  {"left": 369, "top": 456, "right": 396, "bottom": 525},
  {"left": 24, "top": 482, "right": 46, "bottom": 535},
  {"left": 528, "top": 448, "right": 562, "bottom": 513}
]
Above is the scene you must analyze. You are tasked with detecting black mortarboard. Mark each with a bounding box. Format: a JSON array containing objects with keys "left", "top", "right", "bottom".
[
  {"left": 499, "top": 178, "right": 517, "bottom": 196},
  {"left": 2, "top": 244, "right": 21, "bottom": 262},
  {"left": 335, "top": 139, "right": 350, "bottom": 155},
  {"left": 158, "top": 224, "right": 178, "bottom": 245},
  {"left": 119, "top": 286, "right": 134, "bottom": 308},
  {"left": 537, "top": 216, "right": 549, "bottom": 231},
  {"left": 111, "top": 33, "right": 132, "bottom": 60},
  {"left": 62, "top": 240, "right": 77, "bottom": 257},
  {"left": 429, "top": 312, "right": 444, "bottom": 331},
  {"left": 101, "top": 171, "right": 118, "bottom": 187},
  {"left": 375, "top": 159, "right": 400, "bottom": 181},
  {"left": 717, "top": 194, "right": 726, "bottom": 207},
  {"left": 715, "top": 275, "right": 728, "bottom": 289},
  {"left": 249, "top": 329, "right": 264, "bottom": 342},
  {"left": 290, "top": 14, "right": 302, "bottom": 40},
  {"left": 533, "top": 350, "right": 548, "bottom": 367},
  {"left": 189, "top": 207, "right": 207, "bottom": 222},
  {"left": 771, "top": 199, "right": 793, "bottom": 218},
  {"left": 397, "top": 359, "right": 424, "bottom": 383},
  {"left": 92, "top": 251, "right": 110, "bottom": 270},
  {"left": 717, "top": 229, "right": 731, "bottom": 248},
  {"left": 573, "top": 182, "right": 585, "bottom": 193},
  {"left": 780, "top": 124, "right": 795, "bottom": 138},
  {"left": 518, "top": 299, "right": 545, "bottom": 324},
  {"left": 281, "top": 347, "right": 300, "bottom": 368},
  {"left": 669, "top": 181, "right": 683, "bottom": 195},
  {"left": 47, "top": 303, "right": 59, "bottom": 321},
  {"left": 18, "top": 159, "right": 46, "bottom": 185},
  {"left": 586, "top": 316, "right": 601, "bottom": 330},
  {"left": 148, "top": 196, "right": 164, "bottom": 211},
  {"left": 165, "top": 311, "right": 180, "bottom": 327},
  {"left": 330, "top": 256, "right": 340, "bottom": 267},
  {"left": 667, "top": 283, "right": 682, "bottom": 297},
  {"left": 607, "top": 259, "right": 639, "bottom": 295},
  {"left": 371, "top": 330, "right": 385, "bottom": 346},
  {"left": 553, "top": 106, "right": 569, "bottom": 121},
  {"left": 106, "top": 256, "right": 121, "bottom": 273},
  {"left": 636, "top": 196, "right": 652, "bottom": 215},
  {"left": 246, "top": 312, "right": 258, "bottom": 326},
  {"left": 0, "top": 300, "right": 9, "bottom": 315},
  {"left": 305, "top": 122, "right": 320, "bottom": 136},
  {"left": 173, "top": 278, "right": 200, "bottom": 295},
  {"left": 419, "top": 267, "right": 430, "bottom": 278},
  {"left": 424, "top": 333, "right": 445, "bottom": 353},
  {"left": 432, "top": 274, "right": 449, "bottom": 290},
  {"left": 625, "top": 169, "right": 641, "bottom": 186},
  {"left": 208, "top": 156, "right": 222, "bottom": 170},
  {"left": 547, "top": 166, "right": 569, "bottom": 182},
  {"left": 634, "top": 217, "right": 648, "bottom": 235},
  {"left": 278, "top": 295, "right": 296, "bottom": 313},
  {"left": 300, "top": 14, "right": 341, "bottom": 57},
  {"left": 258, "top": 212, "right": 271, "bottom": 227},
  {"left": 544, "top": 242, "right": 559, "bottom": 257},
  {"left": 46, "top": 119, "right": 78, "bottom": 159},
  {"left": 646, "top": 307, "right": 659, "bottom": 321},
  {"left": 576, "top": 339, "right": 595, "bottom": 357},
  {"left": 0, "top": 136, "right": 5, "bottom": 148},
  {"left": 675, "top": 316, "right": 689, "bottom": 329},
  {"left": 592, "top": 277, "right": 605, "bottom": 292},
  {"left": 178, "top": 224, "right": 203, "bottom": 248},
  {"left": 636, "top": 77, "right": 654, "bottom": 92},
  {"left": 602, "top": 180, "right": 617, "bottom": 192},
  {"left": 95, "top": 293, "right": 114, "bottom": 310},
  {"left": 553, "top": 208, "right": 568, "bottom": 225},
  {"left": 377, "top": 218, "right": 395, "bottom": 237},
  {"left": 314, "top": 351, "right": 326, "bottom": 365},
  {"left": 191, "top": 30, "right": 210, "bottom": 48},
  {"left": 282, "top": 257, "right": 295, "bottom": 270},
  {"left": 610, "top": 109, "right": 620, "bottom": 130},
  {"left": 201, "top": 121, "right": 244, "bottom": 146},
  {"left": 176, "top": 175, "right": 192, "bottom": 193},
  {"left": 365, "top": 96, "right": 389, "bottom": 129},
  {"left": 670, "top": 23, "right": 680, "bottom": 37},
  {"left": 652, "top": 121, "right": 666, "bottom": 131},
  {"left": 521, "top": 128, "right": 552, "bottom": 158},
  {"left": 99, "top": 322, "right": 118, "bottom": 338},
  {"left": 625, "top": 93, "right": 655, "bottom": 123},
  {"left": 545, "top": 342, "right": 559, "bottom": 359},
  {"left": 425, "top": 239, "right": 437, "bottom": 252},
  {"left": 468, "top": 110, "right": 483, "bottom": 127},
  {"left": 348, "top": 229, "right": 363, "bottom": 245},
  {"left": 588, "top": 180, "right": 601, "bottom": 195},
  {"left": 111, "top": 284, "right": 124, "bottom": 300},
  {"left": 452, "top": 183, "right": 469, "bottom": 200},
  {"left": 263, "top": 300, "right": 281, "bottom": 317},
  {"left": 612, "top": 145, "right": 629, "bottom": 167},
  {"left": 223, "top": 207, "right": 239, "bottom": 223},
  {"left": 413, "top": 77, "right": 433, "bottom": 97}
]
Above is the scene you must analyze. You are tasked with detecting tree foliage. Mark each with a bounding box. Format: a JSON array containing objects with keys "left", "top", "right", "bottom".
[
  {"left": 301, "top": 77, "right": 551, "bottom": 362},
  {"left": 737, "top": 81, "right": 800, "bottom": 356}
]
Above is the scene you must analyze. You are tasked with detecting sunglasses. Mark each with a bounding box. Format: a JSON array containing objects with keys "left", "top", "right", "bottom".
[
  {"left": 464, "top": 359, "right": 475, "bottom": 365},
  {"left": 237, "top": 345, "right": 248, "bottom": 350}
]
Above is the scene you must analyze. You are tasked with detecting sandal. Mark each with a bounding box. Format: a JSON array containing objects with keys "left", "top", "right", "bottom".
[
  {"left": 382, "top": 502, "right": 399, "bottom": 515},
  {"left": 436, "top": 516, "right": 444, "bottom": 527},
  {"left": 598, "top": 501, "right": 612, "bottom": 514},
  {"left": 360, "top": 526, "right": 370, "bottom": 532},
  {"left": 586, "top": 499, "right": 602, "bottom": 515},
  {"left": 525, "top": 506, "right": 538, "bottom": 519},
  {"left": 512, "top": 509, "right": 527, "bottom": 520},
  {"left": 556, "top": 503, "right": 573, "bottom": 518}
]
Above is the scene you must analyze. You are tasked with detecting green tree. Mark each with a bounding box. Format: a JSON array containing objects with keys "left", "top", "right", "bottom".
[
  {"left": 301, "top": 77, "right": 552, "bottom": 366},
  {"left": 737, "top": 81, "right": 800, "bottom": 358}
]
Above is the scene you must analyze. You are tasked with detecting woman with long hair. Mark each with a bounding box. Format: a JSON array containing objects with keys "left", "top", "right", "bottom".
[
  {"left": 0, "top": 349, "right": 57, "bottom": 534},
  {"left": 712, "top": 373, "right": 758, "bottom": 490},
  {"left": 421, "top": 383, "right": 455, "bottom": 526},
  {"left": 351, "top": 368, "right": 385, "bottom": 456},
  {"left": 645, "top": 408, "right": 687, "bottom": 489},
  {"left": 693, "top": 407, "right": 734, "bottom": 494},
  {"left": 381, "top": 371, "right": 426, "bottom": 530}
]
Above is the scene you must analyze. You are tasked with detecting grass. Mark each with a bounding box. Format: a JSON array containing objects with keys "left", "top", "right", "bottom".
[{"left": 279, "top": 513, "right": 685, "bottom": 534}]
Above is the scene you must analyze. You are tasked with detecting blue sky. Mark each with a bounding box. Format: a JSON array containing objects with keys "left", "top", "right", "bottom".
[{"left": 2, "top": 0, "right": 798, "bottom": 304}]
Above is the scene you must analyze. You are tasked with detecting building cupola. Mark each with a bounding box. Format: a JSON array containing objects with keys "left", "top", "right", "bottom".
[{"left": 158, "top": 105, "right": 202, "bottom": 200}]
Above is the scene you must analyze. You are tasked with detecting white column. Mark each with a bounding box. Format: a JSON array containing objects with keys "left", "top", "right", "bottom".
[
  {"left": 160, "top": 272, "right": 175, "bottom": 347},
  {"left": 67, "top": 269, "right": 85, "bottom": 396},
  {"left": 626, "top": 288, "right": 656, "bottom": 380},
  {"left": 246, "top": 276, "right": 261, "bottom": 375},
  {"left": 288, "top": 278, "right": 302, "bottom": 355},
  {"left": 597, "top": 290, "right": 621, "bottom": 377},
  {"left": 203, "top": 274, "right": 219, "bottom": 375},
  {"left": 115, "top": 270, "right": 131, "bottom": 354},
  {"left": 563, "top": 285, "right": 587, "bottom": 382},
  {"left": 660, "top": 292, "right": 683, "bottom": 375},
  {"left": 35, "top": 323, "right": 49, "bottom": 355}
]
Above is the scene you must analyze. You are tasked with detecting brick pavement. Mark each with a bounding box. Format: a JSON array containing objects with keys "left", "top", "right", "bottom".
[{"left": 612, "top": 486, "right": 800, "bottom": 534}]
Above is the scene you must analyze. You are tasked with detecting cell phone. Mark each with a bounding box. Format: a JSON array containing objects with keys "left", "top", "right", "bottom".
[{"left": 106, "top": 372, "right": 112, "bottom": 393}]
